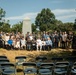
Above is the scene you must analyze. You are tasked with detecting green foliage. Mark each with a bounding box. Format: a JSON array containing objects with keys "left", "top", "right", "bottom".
[
  {"left": 35, "top": 8, "right": 74, "bottom": 32},
  {"left": 32, "top": 23, "right": 36, "bottom": 32},
  {"left": 11, "top": 22, "right": 22, "bottom": 33},
  {"left": 40, "top": 24, "right": 47, "bottom": 31},
  {"left": 35, "top": 8, "right": 55, "bottom": 31},
  {"left": 58, "top": 22, "right": 73, "bottom": 32},
  {"left": 0, "top": 7, "right": 11, "bottom": 32},
  {"left": 0, "top": 7, "right": 6, "bottom": 21},
  {"left": 73, "top": 19, "right": 76, "bottom": 31},
  {"left": 0, "top": 22, "right": 4, "bottom": 27},
  {"left": 64, "top": 22, "right": 73, "bottom": 31},
  {"left": 0, "top": 23, "right": 10, "bottom": 32}
]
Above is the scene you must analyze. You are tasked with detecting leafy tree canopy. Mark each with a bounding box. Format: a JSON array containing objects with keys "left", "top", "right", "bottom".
[
  {"left": 11, "top": 22, "right": 22, "bottom": 33},
  {"left": 0, "top": 7, "right": 6, "bottom": 21},
  {"left": 35, "top": 8, "right": 55, "bottom": 31},
  {"left": 0, "top": 22, "right": 10, "bottom": 32},
  {"left": 73, "top": 19, "right": 76, "bottom": 31},
  {"left": 32, "top": 23, "right": 36, "bottom": 32}
]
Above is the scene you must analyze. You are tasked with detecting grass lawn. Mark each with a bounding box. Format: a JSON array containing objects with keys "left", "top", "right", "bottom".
[{"left": 0, "top": 48, "right": 74, "bottom": 75}]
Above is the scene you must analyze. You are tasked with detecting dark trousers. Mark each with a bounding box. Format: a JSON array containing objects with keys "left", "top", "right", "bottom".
[
  {"left": 26, "top": 44, "right": 31, "bottom": 50},
  {"left": 32, "top": 45, "right": 36, "bottom": 50},
  {"left": 46, "top": 45, "right": 51, "bottom": 50},
  {"left": 62, "top": 41, "right": 67, "bottom": 49},
  {"left": 42, "top": 45, "right": 46, "bottom": 50},
  {"left": 54, "top": 42, "right": 58, "bottom": 48}
]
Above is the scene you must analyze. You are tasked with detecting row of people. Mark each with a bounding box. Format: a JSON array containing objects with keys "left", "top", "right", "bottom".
[
  {"left": 5, "top": 36, "right": 52, "bottom": 51},
  {"left": 0, "top": 31, "right": 74, "bottom": 50},
  {"left": 0, "top": 32, "right": 52, "bottom": 50}
]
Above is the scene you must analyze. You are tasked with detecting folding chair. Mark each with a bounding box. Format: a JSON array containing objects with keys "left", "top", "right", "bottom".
[
  {"left": 51, "top": 57, "right": 63, "bottom": 64},
  {"left": 36, "top": 56, "right": 47, "bottom": 68},
  {"left": 0, "top": 55, "right": 7, "bottom": 59},
  {"left": 22, "top": 62, "right": 37, "bottom": 75},
  {"left": 1, "top": 62, "right": 16, "bottom": 75},
  {"left": 54, "top": 61, "right": 69, "bottom": 75},
  {"left": 36, "top": 56, "right": 47, "bottom": 62},
  {"left": 38, "top": 62, "right": 54, "bottom": 75},
  {"left": 15, "top": 56, "right": 26, "bottom": 66},
  {"left": 65, "top": 56, "right": 76, "bottom": 67},
  {"left": 0, "top": 59, "right": 9, "bottom": 64},
  {"left": 71, "top": 62, "right": 76, "bottom": 74},
  {"left": 0, "top": 58, "right": 9, "bottom": 75}
]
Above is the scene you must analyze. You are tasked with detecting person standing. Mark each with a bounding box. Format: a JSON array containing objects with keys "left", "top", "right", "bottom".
[
  {"left": 62, "top": 32, "right": 67, "bottom": 49},
  {"left": 67, "top": 31, "right": 73, "bottom": 49}
]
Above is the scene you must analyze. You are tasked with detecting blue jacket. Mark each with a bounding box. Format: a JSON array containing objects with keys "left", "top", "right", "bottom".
[
  {"left": 46, "top": 40, "right": 52, "bottom": 46},
  {"left": 8, "top": 39, "right": 13, "bottom": 45}
]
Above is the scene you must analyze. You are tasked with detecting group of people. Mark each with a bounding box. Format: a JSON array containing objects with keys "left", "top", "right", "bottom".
[{"left": 0, "top": 30, "right": 75, "bottom": 51}]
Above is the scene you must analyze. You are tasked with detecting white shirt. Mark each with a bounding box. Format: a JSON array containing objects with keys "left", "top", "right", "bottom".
[
  {"left": 29, "top": 36, "right": 33, "bottom": 40},
  {"left": 36, "top": 39, "right": 42, "bottom": 46},
  {"left": 15, "top": 41, "right": 20, "bottom": 48},
  {"left": 5, "top": 35, "right": 10, "bottom": 45},
  {"left": 21, "top": 39, "right": 26, "bottom": 46},
  {"left": 5, "top": 36, "right": 9, "bottom": 41}
]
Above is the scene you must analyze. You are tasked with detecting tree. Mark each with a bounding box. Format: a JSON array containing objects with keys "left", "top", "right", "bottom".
[
  {"left": 0, "top": 22, "right": 10, "bottom": 32},
  {"left": 64, "top": 22, "right": 73, "bottom": 31},
  {"left": 55, "top": 22, "right": 73, "bottom": 32},
  {"left": 0, "top": 7, "right": 6, "bottom": 27},
  {"left": 35, "top": 8, "right": 55, "bottom": 31},
  {"left": 0, "top": 7, "right": 6, "bottom": 20},
  {"left": 32, "top": 23, "right": 36, "bottom": 32},
  {"left": 54, "top": 19, "right": 63, "bottom": 31},
  {"left": 11, "top": 22, "right": 22, "bottom": 33},
  {"left": 73, "top": 19, "right": 76, "bottom": 31}
]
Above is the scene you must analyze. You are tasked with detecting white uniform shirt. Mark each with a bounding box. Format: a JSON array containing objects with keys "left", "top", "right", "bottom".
[{"left": 36, "top": 39, "right": 42, "bottom": 46}]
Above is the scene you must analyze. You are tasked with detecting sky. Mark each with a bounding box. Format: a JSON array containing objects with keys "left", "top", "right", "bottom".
[{"left": 0, "top": 0, "right": 76, "bottom": 25}]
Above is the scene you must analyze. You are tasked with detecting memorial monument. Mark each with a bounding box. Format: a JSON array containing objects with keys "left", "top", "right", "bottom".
[{"left": 22, "top": 17, "right": 32, "bottom": 37}]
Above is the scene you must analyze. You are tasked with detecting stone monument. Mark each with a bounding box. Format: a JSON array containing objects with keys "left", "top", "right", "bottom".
[{"left": 22, "top": 17, "right": 32, "bottom": 37}]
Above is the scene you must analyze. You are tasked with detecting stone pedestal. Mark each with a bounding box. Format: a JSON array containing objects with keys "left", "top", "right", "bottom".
[{"left": 22, "top": 17, "right": 32, "bottom": 37}]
